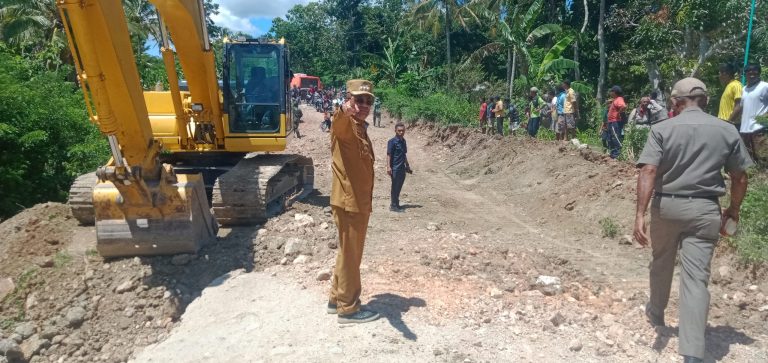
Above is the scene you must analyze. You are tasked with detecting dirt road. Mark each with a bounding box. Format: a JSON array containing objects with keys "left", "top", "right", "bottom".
[{"left": 129, "top": 106, "right": 766, "bottom": 363}]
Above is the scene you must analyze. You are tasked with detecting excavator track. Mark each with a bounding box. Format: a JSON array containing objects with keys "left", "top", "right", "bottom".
[
  {"left": 211, "top": 154, "right": 314, "bottom": 226},
  {"left": 68, "top": 172, "right": 98, "bottom": 225}
]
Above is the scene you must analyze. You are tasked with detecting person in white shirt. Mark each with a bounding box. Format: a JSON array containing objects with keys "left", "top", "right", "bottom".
[{"left": 732, "top": 64, "right": 768, "bottom": 162}]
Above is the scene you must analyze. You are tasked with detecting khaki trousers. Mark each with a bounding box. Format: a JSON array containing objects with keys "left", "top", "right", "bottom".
[
  {"left": 649, "top": 196, "right": 720, "bottom": 359},
  {"left": 329, "top": 206, "right": 370, "bottom": 315}
]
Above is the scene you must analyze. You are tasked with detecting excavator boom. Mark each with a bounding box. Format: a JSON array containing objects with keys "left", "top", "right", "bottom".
[
  {"left": 58, "top": 0, "right": 217, "bottom": 257},
  {"left": 59, "top": 0, "right": 314, "bottom": 256}
]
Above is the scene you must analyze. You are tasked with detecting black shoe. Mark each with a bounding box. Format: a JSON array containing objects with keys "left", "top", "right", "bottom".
[
  {"left": 338, "top": 309, "right": 380, "bottom": 324},
  {"left": 682, "top": 356, "right": 703, "bottom": 363},
  {"left": 389, "top": 206, "right": 404, "bottom": 212},
  {"left": 327, "top": 302, "right": 337, "bottom": 314},
  {"left": 645, "top": 303, "right": 665, "bottom": 327}
]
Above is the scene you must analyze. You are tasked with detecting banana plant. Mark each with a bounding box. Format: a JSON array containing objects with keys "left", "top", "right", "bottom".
[{"left": 462, "top": 0, "right": 560, "bottom": 98}]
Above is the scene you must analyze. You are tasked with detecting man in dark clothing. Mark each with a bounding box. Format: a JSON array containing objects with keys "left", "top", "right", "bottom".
[{"left": 387, "top": 122, "right": 411, "bottom": 212}]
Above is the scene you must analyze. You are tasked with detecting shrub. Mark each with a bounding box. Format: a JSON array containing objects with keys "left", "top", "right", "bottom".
[
  {"left": 599, "top": 217, "right": 620, "bottom": 238},
  {"left": 731, "top": 179, "right": 768, "bottom": 263},
  {"left": 0, "top": 49, "right": 108, "bottom": 218},
  {"left": 378, "top": 87, "right": 476, "bottom": 126},
  {"left": 621, "top": 126, "right": 650, "bottom": 161}
]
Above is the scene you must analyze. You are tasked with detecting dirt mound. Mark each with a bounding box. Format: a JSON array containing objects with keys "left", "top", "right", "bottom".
[
  {"left": 0, "top": 196, "right": 337, "bottom": 363},
  {"left": 0, "top": 203, "right": 77, "bottom": 273},
  {"left": 420, "top": 123, "right": 768, "bottom": 336}
]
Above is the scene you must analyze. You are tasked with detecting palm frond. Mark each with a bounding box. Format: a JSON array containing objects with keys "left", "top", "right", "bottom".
[
  {"left": 461, "top": 42, "right": 504, "bottom": 68},
  {"left": 527, "top": 24, "right": 560, "bottom": 44}
]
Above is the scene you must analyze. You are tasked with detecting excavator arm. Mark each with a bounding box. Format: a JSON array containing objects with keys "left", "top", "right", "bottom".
[{"left": 58, "top": 0, "right": 217, "bottom": 257}]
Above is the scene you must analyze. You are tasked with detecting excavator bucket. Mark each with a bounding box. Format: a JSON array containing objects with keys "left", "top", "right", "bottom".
[{"left": 94, "top": 174, "right": 218, "bottom": 257}]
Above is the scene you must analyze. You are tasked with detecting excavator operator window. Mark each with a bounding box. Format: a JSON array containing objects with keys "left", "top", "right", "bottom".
[{"left": 225, "top": 43, "right": 284, "bottom": 133}]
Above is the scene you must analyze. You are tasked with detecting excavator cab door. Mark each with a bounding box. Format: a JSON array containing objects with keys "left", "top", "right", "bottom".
[{"left": 223, "top": 42, "right": 286, "bottom": 134}]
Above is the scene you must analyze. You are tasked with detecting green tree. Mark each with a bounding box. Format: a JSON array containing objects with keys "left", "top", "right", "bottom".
[
  {"left": 0, "top": 48, "right": 108, "bottom": 218},
  {"left": 465, "top": 0, "right": 560, "bottom": 97},
  {"left": 408, "top": 0, "right": 481, "bottom": 89}
]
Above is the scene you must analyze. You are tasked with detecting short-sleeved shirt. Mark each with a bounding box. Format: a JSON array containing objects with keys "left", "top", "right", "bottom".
[
  {"left": 556, "top": 92, "right": 566, "bottom": 114},
  {"left": 718, "top": 79, "right": 743, "bottom": 121},
  {"left": 607, "top": 96, "right": 626, "bottom": 122},
  {"left": 486, "top": 102, "right": 494, "bottom": 119},
  {"left": 387, "top": 136, "right": 408, "bottom": 171},
  {"left": 564, "top": 88, "right": 577, "bottom": 114},
  {"left": 637, "top": 106, "right": 754, "bottom": 197},
  {"left": 529, "top": 96, "right": 544, "bottom": 118},
  {"left": 551, "top": 97, "right": 558, "bottom": 118},
  {"left": 373, "top": 99, "right": 381, "bottom": 113},
  {"left": 479, "top": 102, "right": 487, "bottom": 120},
  {"left": 740, "top": 80, "right": 768, "bottom": 133},
  {"left": 330, "top": 111, "right": 375, "bottom": 213},
  {"left": 494, "top": 100, "right": 506, "bottom": 118}
]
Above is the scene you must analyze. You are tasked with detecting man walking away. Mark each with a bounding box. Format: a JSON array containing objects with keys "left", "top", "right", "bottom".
[
  {"left": 494, "top": 95, "right": 506, "bottom": 135},
  {"left": 718, "top": 63, "right": 742, "bottom": 126},
  {"left": 606, "top": 85, "right": 627, "bottom": 159},
  {"left": 634, "top": 78, "right": 753, "bottom": 363},
  {"left": 527, "top": 87, "right": 545, "bottom": 137},
  {"left": 387, "top": 122, "right": 411, "bottom": 212},
  {"left": 373, "top": 97, "right": 382, "bottom": 127},
  {"left": 328, "top": 79, "right": 380, "bottom": 324},
  {"left": 732, "top": 64, "right": 768, "bottom": 163},
  {"left": 562, "top": 79, "right": 579, "bottom": 140},
  {"left": 479, "top": 98, "right": 488, "bottom": 134}
]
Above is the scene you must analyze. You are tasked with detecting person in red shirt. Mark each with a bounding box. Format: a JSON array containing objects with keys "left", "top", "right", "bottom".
[
  {"left": 478, "top": 98, "right": 488, "bottom": 134},
  {"left": 606, "top": 85, "right": 627, "bottom": 159}
]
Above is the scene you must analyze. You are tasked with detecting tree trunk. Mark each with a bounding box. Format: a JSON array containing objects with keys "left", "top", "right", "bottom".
[
  {"left": 506, "top": 47, "right": 514, "bottom": 98},
  {"left": 574, "top": 40, "right": 581, "bottom": 81},
  {"left": 646, "top": 61, "right": 664, "bottom": 102},
  {"left": 510, "top": 49, "right": 517, "bottom": 99},
  {"left": 445, "top": 3, "right": 452, "bottom": 89},
  {"left": 596, "top": 0, "right": 606, "bottom": 103}
]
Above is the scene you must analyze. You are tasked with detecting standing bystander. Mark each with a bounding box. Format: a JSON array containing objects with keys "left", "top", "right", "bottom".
[
  {"left": 327, "top": 79, "right": 380, "bottom": 324},
  {"left": 387, "top": 123, "right": 412, "bottom": 212},
  {"left": 373, "top": 97, "right": 382, "bottom": 127},
  {"left": 527, "top": 87, "right": 545, "bottom": 137},
  {"left": 634, "top": 78, "right": 753, "bottom": 363},
  {"left": 291, "top": 99, "right": 302, "bottom": 139},
  {"left": 562, "top": 80, "right": 579, "bottom": 140},
  {"left": 555, "top": 87, "right": 567, "bottom": 140},
  {"left": 606, "top": 85, "right": 627, "bottom": 159},
  {"left": 718, "top": 63, "right": 742, "bottom": 126},
  {"left": 494, "top": 96, "right": 506, "bottom": 135},
  {"left": 732, "top": 64, "right": 768, "bottom": 163},
  {"left": 479, "top": 98, "right": 488, "bottom": 134}
]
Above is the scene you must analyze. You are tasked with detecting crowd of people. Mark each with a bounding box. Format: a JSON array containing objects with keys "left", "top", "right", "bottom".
[
  {"left": 474, "top": 64, "right": 766, "bottom": 164},
  {"left": 290, "top": 84, "right": 383, "bottom": 138},
  {"left": 477, "top": 80, "right": 580, "bottom": 140}
]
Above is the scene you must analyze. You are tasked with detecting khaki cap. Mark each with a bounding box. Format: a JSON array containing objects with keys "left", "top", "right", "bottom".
[
  {"left": 347, "top": 79, "right": 374, "bottom": 97},
  {"left": 672, "top": 77, "right": 707, "bottom": 97}
]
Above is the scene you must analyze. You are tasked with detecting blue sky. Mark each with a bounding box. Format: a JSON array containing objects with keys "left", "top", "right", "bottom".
[{"left": 210, "top": 0, "right": 314, "bottom": 36}]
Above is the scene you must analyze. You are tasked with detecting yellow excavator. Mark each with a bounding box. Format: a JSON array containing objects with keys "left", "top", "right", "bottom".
[{"left": 58, "top": 0, "right": 314, "bottom": 257}]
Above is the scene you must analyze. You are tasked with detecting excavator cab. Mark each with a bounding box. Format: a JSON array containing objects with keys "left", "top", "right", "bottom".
[{"left": 223, "top": 41, "right": 290, "bottom": 134}]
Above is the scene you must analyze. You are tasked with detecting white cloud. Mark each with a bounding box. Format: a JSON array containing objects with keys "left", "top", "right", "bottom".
[
  {"left": 214, "top": 0, "right": 312, "bottom": 20},
  {"left": 211, "top": 6, "right": 261, "bottom": 35}
]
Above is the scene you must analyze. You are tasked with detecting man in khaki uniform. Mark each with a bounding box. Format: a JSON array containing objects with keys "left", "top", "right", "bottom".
[
  {"left": 634, "top": 78, "right": 752, "bottom": 363},
  {"left": 327, "top": 79, "right": 380, "bottom": 324}
]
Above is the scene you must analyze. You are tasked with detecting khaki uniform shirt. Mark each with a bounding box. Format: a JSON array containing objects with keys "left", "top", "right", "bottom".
[
  {"left": 330, "top": 111, "right": 375, "bottom": 213},
  {"left": 637, "top": 106, "right": 754, "bottom": 197}
]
